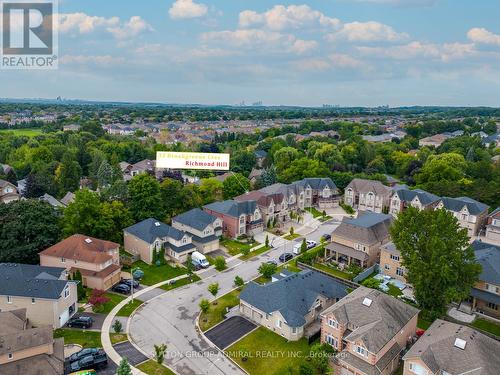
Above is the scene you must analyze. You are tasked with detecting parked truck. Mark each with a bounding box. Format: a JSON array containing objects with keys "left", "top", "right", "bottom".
[{"left": 191, "top": 251, "right": 210, "bottom": 269}]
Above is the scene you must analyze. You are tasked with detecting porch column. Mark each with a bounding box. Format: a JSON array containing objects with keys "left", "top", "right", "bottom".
[{"left": 348, "top": 256, "right": 351, "bottom": 265}]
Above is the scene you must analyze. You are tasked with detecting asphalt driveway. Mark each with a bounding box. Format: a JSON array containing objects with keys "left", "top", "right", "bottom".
[
  {"left": 204, "top": 316, "right": 257, "bottom": 350},
  {"left": 113, "top": 341, "right": 149, "bottom": 366}
]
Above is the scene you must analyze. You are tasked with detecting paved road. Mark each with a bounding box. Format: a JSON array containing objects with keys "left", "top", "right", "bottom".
[{"left": 129, "top": 221, "right": 340, "bottom": 375}]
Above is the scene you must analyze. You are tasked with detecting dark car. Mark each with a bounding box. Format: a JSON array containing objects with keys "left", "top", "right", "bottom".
[
  {"left": 68, "top": 347, "right": 101, "bottom": 363},
  {"left": 120, "top": 278, "right": 139, "bottom": 289},
  {"left": 69, "top": 352, "right": 108, "bottom": 372},
  {"left": 67, "top": 316, "right": 93, "bottom": 329},
  {"left": 112, "top": 283, "right": 131, "bottom": 295},
  {"left": 279, "top": 253, "right": 293, "bottom": 263},
  {"left": 321, "top": 234, "right": 331, "bottom": 241}
]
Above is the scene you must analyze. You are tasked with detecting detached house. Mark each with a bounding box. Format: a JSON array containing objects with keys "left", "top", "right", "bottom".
[
  {"left": 344, "top": 178, "right": 391, "bottom": 213},
  {"left": 389, "top": 187, "right": 440, "bottom": 216},
  {"left": 240, "top": 270, "right": 348, "bottom": 341},
  {"left": 39, "top": 234, "right": 121, "bottom": 291},
  {"left": 485, "top": 207, "right": 500, "bottom": 244},
  {"left": 325, "top": 212, "right": 392, "bottom": 268},
  {"left": 379, "top": 242, "right": 407, "bottom": 283},
  {"left": 321, "top": 286, "right": 419, "bottom": 375},
  {"left": 0, "top": 179, "right": 19, "bottom": 204},
  {"left": 203, "top": 200, "right": 263, "bottom": 238},
  {"left": 436, "top": 196, "right": 489, "bottom": 237},
  {"left": 291, "top": 177, "right": 340, "bottom": 209},
  {"left": 124, "top": 218, "right": 196, "bottom": 263},
  {"left": 172, "top": 208, "right": 222, "bottom": 254},
  {"left": 402, "top": 319, "right": 500, "bottom": 375},
  {"left": 254, "top": 150, "right": 268, "bottom": 168},
  {"left": 0, "top": 264, "right": 77, "bottom": 328}
]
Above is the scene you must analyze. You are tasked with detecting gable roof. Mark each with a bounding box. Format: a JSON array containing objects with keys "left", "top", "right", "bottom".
[
  {"left": 124, "top": 218, "right": 186, "bottom": 243},
  {"left": 172, "top": 208, "right": 219, "bottom": 231},
  {"left": 346, "top": 178, "right": 391, "bottom": 196},
  {"left": 60, "top": 191, "right": 75, "bottom": 206},
  {"left": 0, "top": 263, "right": 70, "bottom": 300},
  {"left": 439, "top": 196, "right": 489, "bottom": 215},
  {"left": 204, "top": 200, "right": 257, "bottom": 218},
  {"left": 333, "top": 211, "right": 392, "bottom": 244},
  {"left": 292, "top": 177, "right": 337, "bottom": 191},
  {"left": 392, "top": 187, "right": 440, "bottom": 206},
  {"left": 39, "top": 193, "right": 64, "bottom": 208},
  {"left": 254, "top": 150, "right": 268, "bottom": 158},
  {"left": 240, "top": 270, "right": 348, "bottom": 327},
  {"left": 471, "top": 240, "right": 500, "bottom": 285},
  {"left": 235, "top": 190, "right": 284, "bottom": 206},
  {"left": 323, "top": 286, "right": 419, "bottom": 353},
  {"left": 39, "top": 234, "right": 119, "bottom": 264},
  {"left": 403, "top": 319, "right": 500, "bottom": 375}
]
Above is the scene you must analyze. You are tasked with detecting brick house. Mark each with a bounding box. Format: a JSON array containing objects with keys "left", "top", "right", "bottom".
[
  {"left": 435, "top": 196, "right": 489, "bottom": 237},
  {"left": 39, "top": 234, "right": 121, "bottom": 291},
  {"left": 389, "top": 187, "right": 440, "bottom": 217},
  {"left": 344, "top": 178, "right": 391, "bottom": 213},
  {"left": 485, "top": 207, "right": 500, "bottom": 244},
  {"left": 379, "top": 242, "right": 407, "bottom": 283},
  {"left": 321, "top": 286, "right": 419, "bottom": 375}
]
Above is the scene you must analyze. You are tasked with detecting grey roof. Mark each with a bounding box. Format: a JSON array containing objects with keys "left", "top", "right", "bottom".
[
  {"left": 191, "top": 234, "right": 219, "bottom": 244},
  {"left": 481, "top": 133, "right": 500, "bottom": 145},
  {"left": 124, "top": 218, "right": 186, "bottom": 243},
  {"left": 173, "top": 208, "right": 218, "bottom": 231},
  {"left": 380, "top": 241, "right": 400, "bottom": 256},
  {"left": 403, "top": 319, "right": 500, "bottom": 375},
  {"left": 260, "top": 183, "right": 297, "bottom": 196},
  {"left": 168, "top": 242, "right": 196, "bottom": 254},
  {"left": 323, "top": 286, "right": 419, "bottom": 353},
  {"left": 325, "top": 242, "right": 369, "bottom": 261},
  {"left": 346, "top": 178, "right": 391, "bottom": 196},
  {"left": 39, "top": 193, "right": 64, "bottom": 207},
  {"left": 392, "top": 187, "right": 440, "bottom": 206},
  {"left": 0, "top": 263, "right": 70, "bottom": 300},
  {"left": 271, "top": 269, "right": 294, "bottom": 281},
  {"left": 292, "top": 177, "right": 338, "bottom": 191},
  {"left": 204, "top": 200, "right": 257, "bottom": 218},
  {"left": 254, "top": 150, "right": 268, "bottom": 158},
  {"left": 439, "top": 196, "right": 489, "bottom": 215},
  {"left": 488, "top": 207, "right": 500, "bottom": 217},
  {"left": 333, "top": 212, "right": 392, "bottom": 244},
  {"left": 60, "top": 191, "right": 75, "bottom": 206},
  {"left": 471, "top": 287, "right": 500, "bottom": 305},
  {"left": 471, "top": 240, "right": 500, "bottom": 285},
  {"left": 240, "top": 269, "right": 348, "bottom": 327}
]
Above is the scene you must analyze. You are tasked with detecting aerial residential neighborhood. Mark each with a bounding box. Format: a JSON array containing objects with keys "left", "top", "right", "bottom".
[{"left": 1, "top": 1, "right": 500, "bottom": 375}]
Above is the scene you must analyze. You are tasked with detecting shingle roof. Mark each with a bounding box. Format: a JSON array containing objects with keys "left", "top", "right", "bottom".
[
  {"left": 392, "top": 187, "right": 440, "bottom": 206},
  {"left": 346, "top": 178, "right": 391, "bottom": 196},
  {"left": 125, "top": 218, "right": 186, "bottom": 243},
  {"left": 439, "top": 196, "right": 489, "bottom": 215},
  {"left": 173, "top": 208, "right": 218, "bottom": 231},
  {"left": 254, "top": 150, "right": 268, "bottom": 158},
  {"left": 471, "top": 240, "right": 500, "bottom": 285},
  {"left": 0, "top": 263, "right": 70, "bottom": 300},
  {"left": 60, "top": 191, "right": 75, "bottom": 206},
  {"left": 204, "top": 200, "right": 257, "bottom": 218},
  {"left": 240, "top": 270, "right": 348, "bottom": 327},
  {"left": 403, "top": 319, "right": 500, "bottom": 375},
  {"left": 292, "top": 177, "right": 337, "bottom": 191},
  {"left": 332, "top": 212, "right": 392, "bottom": 244},
  {"left": 323, "top": 286, "right": 419, "bottom": 353},
  {"left": 39, "top": 193, "right": 64, "bottom": 207}
]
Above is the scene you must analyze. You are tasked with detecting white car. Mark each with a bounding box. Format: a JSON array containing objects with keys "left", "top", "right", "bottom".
[{"left": 306, "top": 240, "right": 317, "bottom": 249}]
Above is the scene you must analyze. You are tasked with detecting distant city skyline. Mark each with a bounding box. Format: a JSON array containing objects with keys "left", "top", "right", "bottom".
[{"left": 1, "top": 0, "right": 499, "bottom": 107}]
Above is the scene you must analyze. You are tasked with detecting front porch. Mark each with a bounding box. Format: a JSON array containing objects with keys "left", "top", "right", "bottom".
[{"left": 324, "top": 242, "right": 369, "bottom": 268}]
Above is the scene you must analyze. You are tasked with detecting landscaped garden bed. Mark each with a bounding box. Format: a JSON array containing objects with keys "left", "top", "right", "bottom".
[{"left": 199, "top": 289, "right": 241, "bottom": 331}]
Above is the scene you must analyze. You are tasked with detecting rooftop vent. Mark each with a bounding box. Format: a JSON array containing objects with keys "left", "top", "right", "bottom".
[
  {"left": 155, "top": 222, "right": 161, "bottom": 227},
  {"left": 84, "top": 238, "right": 92, "bottom": 244},
  {"left": 454, "top": 338, "right": 466, "bottom": 350},
  {"left": 362, "top": 297, "right": 373, "bottom": 307}
]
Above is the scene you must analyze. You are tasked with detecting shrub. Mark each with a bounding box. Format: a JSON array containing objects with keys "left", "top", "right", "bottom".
[
  {"left": 116, "top": 358, "right": 132, "bottom": 375},
  {"left": 234, "top": 276, "right": 244, "bottom": 287},
  {"left": 153, "top": 343, "right": 167, "bottom": 365},
  {"left": 258, "top": 262, "right": 277, "bottom": 278},
  {"left": 199, "top": 298, "right": 210, "bottom": 314},
  {"left": 362, "top": 278, "right": 381, "bottom": 289},
  {"left": 208, "top": 282, "right": 219, "bottom": 297},
  {"left": 299, "top": 363, "right": 314, "bottom": 375},
  {"left": 214, "top": 256, "right": 226, "bottom": 271},
  {"left": 265, "top": 235, "right": 269, "bottom": 247},
  {"left": 113, "top": 319, "right": 122, "bottom": 333},
  {"left": 89, "top": 289, "right": 110, "bottom": 313}
]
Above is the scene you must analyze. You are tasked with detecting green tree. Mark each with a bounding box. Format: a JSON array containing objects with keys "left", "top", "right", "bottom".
[
  {"left": 265, "top": 235, "right": 269, "bottom": 248},
  {"left": 199, "top": 177, "right": 223, "bottom": 204},
  {"left": 214, "top": 256, "right": 226, "bottom": 271},
  {"left": 199, "top": 298, "right": 210, "bottom": 313},
  {"left": 0, "top": 200, "right": 61, "bottom": 264},
  {"left": 116, "top": 358, "right": 132, "bottom": 375},
  {"left": 160, "top": 178, "right": 184, "bottom": 219},
  {"left": 208, "top": 282, "right": 219, "bottom": 298},
  {"left": 72, "top": 270, "right": 86, "bottom": 301},
  {"left": 223, "top": 173, "right": 250, "bottom": 199},
  {"left": 128, "top": 174, "right": 163, "bottom": 221},
  {"left": 153, "top": 343, "right": 167, "bottom": 365},
  {"left": 258, "top": 262, "right": 277, "bottom": 278},
  {"left": 62, "top": 189, "right": 101, "bottom": 237},
  {"left": 390, "top": 207, "right": 481, "bottom": 316},
  {"left": 309, "top": 343, "right": 335, "bottom": 374},
  {"left": 274, "top": 147, "right": 300, "bottom": 172},
  {"left": 234, "top": 275, "right": 244, "bottom": 287},
  {"left": 113, "top": 319, "right": 123, "bottom": 333},
  {"left": 301, "top": 238, "right": 307, "bottom": 254},
  {"left": 97, "top": 201, "right": 134, "bottom": 243},
  {"left": 231, "top": 150, "right": 257, "bottom": 175},
  {"left": 55, "top": 153, "right": 82, "bottom": 194}
]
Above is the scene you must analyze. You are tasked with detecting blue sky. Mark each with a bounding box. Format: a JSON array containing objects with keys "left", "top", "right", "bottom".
[{"left": 1, "top": 0, "right": 500, "bottom": 106}]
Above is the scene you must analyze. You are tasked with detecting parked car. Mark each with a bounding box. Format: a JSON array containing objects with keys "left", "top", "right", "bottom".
[
  {"left": 69, "top": 353, "right": 107, "bottom": 372},
  {"left": 69, "top": 348, "right": 101, "bottom": 363},
  {"left": 67, "top": 316, "right": 93, "bottom": 329},
  {"left": 266, "top": 259, "right": 278, "bottom": 266},
  {"left": 112, "top": 283, "right": 131, "bottom": 295},
  {"left": 321, "top": 234, "right": 331, "bottom": 241},
  {"left": 120, "top": 278, "right": 139, "bottom": 289},
  {"left": 191, "top": 251, "right": 210, "bottom": 269},
  {"left": 292, "top": 243, "right": 302, "bottom": 255},
  {"left": 279, "top": 253, "right": 293, "bottom": 262},
  {"left": 306, "top": 240, "right": 317, "bottom": 249}
]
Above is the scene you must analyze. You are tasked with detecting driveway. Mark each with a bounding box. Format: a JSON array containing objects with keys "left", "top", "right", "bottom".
[
  {"left": 69, "top": 312, "right": 107, "bottom": 331},
  {"left": 113, "top": 341, "right": 149, "bottom": 366},
  {"left": 204, "top": 317, "right": 256, "bottom": 350}
]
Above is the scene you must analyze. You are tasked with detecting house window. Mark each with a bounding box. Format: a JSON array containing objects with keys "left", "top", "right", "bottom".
[
  {"left": 8, "top": 353, "right": 13, "bottom": 360},
  {"left": 61, "top": 257, "right": 65, "bottom": 263},
  {"left": 7, "top": 296, "right": 12, "bottom": 304},
  {"left": 326, "top": 335, "right": 337, "bottom": 348},
  {"left": 487, "top": 302, "right": 498, "bottom": 310},
  {"left": 390, "top": 254, "right": 400, "bottom": 261},
  {"left": 292, "top": 327, "right": 297, "bottom": 334},
  {"left": 396, "top": 267, "right": 404, "bottom": 276},
  {"left": 64, "top": 286, "right": 70, "bottom": 298},
  {"left": 31, "top": 298, "right": 35, "bottom": 304},
  {"left": 276, "top": 319, "right": 282, "bottom": 329},
  {"left": 328, "top": 318, "right": 339, "bottom": 329},
  {"left": 485, "top": 283, "right": 499, "bottom": 294},
  {"left": 384, "top": 264, "right": 390, "bottom": 270},
  {"left": 355, "top": 345, "right": 367, "bottom": 357}
]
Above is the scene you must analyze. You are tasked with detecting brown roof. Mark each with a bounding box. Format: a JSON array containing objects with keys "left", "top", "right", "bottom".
[
  {"left": 0, "top": 309, "right": 27, "bottom": 334},
  {"left": 346, "top": 178, "right": 391, "bottom": 196},
  {"left": 40, "top": 234, "right": 119, "bottom": 264},
  {"left": 235, "top": 190, "right": 284, "bottom": 206},
  {"left": 74, "top": 263, "right": 121, "bottom": 279}
]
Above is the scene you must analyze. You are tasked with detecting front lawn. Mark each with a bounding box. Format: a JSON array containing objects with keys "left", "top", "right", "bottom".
[
  {"left": 117, "top": 298, "right": 144, "bottom": 317},
  {"left": 160, "top": 274, "right": 201, "bottom": 291},
  {"left": 226, "top": 327, "right": 314, "bottom": 375},
  {"left": 284, "top": 233, "right": 300, "bottom": 240},
  {"left": 306, "top": 207, "right": 331, "bottom": 221},
  {"left": 311, "top": 262, "right": 353, "bottom": 280},
  {"left": 471, "top": 318, "right": 500, "bottom": 337},
  {"left": 199, "top": 289, "right": 241, "bottom": 332},
  {"left": 137, "top": 359, "right": 176, "bottom": 375},
  {"left": 123, "top": 260, "right": 187, "bottom": 286},
  {"left": 240, "top": 245, "right": 272, "bottom": 260},
  {"left": 221, "top": 238, "right": 260, "bottom": 256},
  {"left": 110, "top": 333, "right": 128, "bottom": 345}
]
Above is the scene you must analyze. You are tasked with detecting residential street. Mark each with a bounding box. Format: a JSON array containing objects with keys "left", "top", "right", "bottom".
[{"left": 128, "top": 220, "right": 340, "bottom": 375}]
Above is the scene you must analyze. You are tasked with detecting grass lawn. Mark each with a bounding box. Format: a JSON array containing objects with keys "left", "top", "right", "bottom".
[
  {"left": 110, "top": 333, "right": 128, "bottom": 345},
  {"left": 241, "top": 245, "right": 272, "bottom": 260},
  {"left": 123, "top": 260, "right": 187, "bottom": 286},
  {"left": 386, "top": 283, "right": 404, "bottom": 298},
  {"left": 137, "top": 359, "right": 176, "bottom": 375},
  {"left": 471, "top": 318, "right": 500, "bottom": 337},
  {"left": 226, "top": 327, "right": 314, "bottom": 375},
  {"left": 199, "top": 289, "right": 241, "bottom": 332},
  {"left": 160, "top": 274, "right": 201, "bottom": 291},
  {"left": 311, "top": 262, "right": 353, "bottom": 280},
  {"left": 221, "top": 238, "right": 260, "bottom": 256},
  {"left": 284, "top": 233, "right": 300, "bottom": 240},
  {"left": 417, "top": 314, "right": 433, "bottom": 330},
  {"left": 0, "top": 128, "right": 43, "bottom": 137},
  {"left": 54, "top": 329, "right": 102, "bottom": 348},
  {"left": 305, "top": 207, "right": 331, "bottom": 221},
  {"left": 116, "top": 298, "right": 144, "bottom": 317}
]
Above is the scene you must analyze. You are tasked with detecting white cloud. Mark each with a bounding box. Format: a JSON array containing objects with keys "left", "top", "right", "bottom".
[
  {"left": 327, "top": 21, "right": 409, "bottom": 42},
  {"left": 289, "top": 39, "right": 318, "bottom": 54},
  {"left": 60, "top": 55, "right": 125, "bottom": 66},
  {"left": 328, "top": 53, "right": 363, "bottom": 68},
  {"left": 238, "top": 5, "right": 340, "bottom": 31},
  {"left": 108, "top": 16, "right": 153, "bottom": 40},
  {"left": 467, "top": 27, "right": 500, "bottom": 45},
  {"left": 169, "top": 0, "right": 208, "bottom": 19}
]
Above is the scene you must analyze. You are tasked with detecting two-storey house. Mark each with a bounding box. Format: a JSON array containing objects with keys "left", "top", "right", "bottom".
[
  {"left": 124, "top": 218, "right": 196, "bottom": 264},
  {"left": 436, "top": 196, "right": 489, "bottom": 237},
  {"left": 389, "top": 187, "right": 440, "bottom": 217},
  {"left": 344, "top": 178, "right": 391, "bottom": 213},
  {"left": 379, "top": 242, "right": 407, "bottom": 283},
  {"left": 291, "top": 177, "right": 340, "bottom": 209},
  {"left": 321, "top": 287, "right": 419, "bottom": 375},
  {"left": 172, "top": 208, "right": 222, "bottom": 254},
  {"left": 325, "top": 212, "right": 392, "bottom": 268},
  {"left": 39, "top": 234, "right": 121, "bottom": 291},
  {"left": 203, "top": 200, "right": 263, "bottom": 238},
  {"left": 0, "top": 264, "right": 77, "bottom": 328},
  {"left": 0, "top": 179, "right": 19, "bottom": 204},
  {"left": 485, "top": 207, "right": 500, "bottom": 244}
]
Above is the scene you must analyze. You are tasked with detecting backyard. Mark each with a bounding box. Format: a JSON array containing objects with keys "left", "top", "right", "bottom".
[
  {"left": 54, "top": 329, "right": 124, "bottom": 348},
  {"left": 199, "top": 289, "right": 241, "bottom": 331},
  {"left": 311, "top": 262, "right": 353, "bottom": 280},
  {"left": 221, "top": 238, "right": 260, "bottom": 256},
  {"left": 471, "top": 317, "right": 500, "bottom": 337},
  {"left": 122, "top": 260, "right": 187, "bottom": 286}
]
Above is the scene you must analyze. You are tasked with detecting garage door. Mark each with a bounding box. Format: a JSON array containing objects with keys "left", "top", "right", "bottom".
[{"left": 59, "top": 308, "right": 70, "bottom": 327}]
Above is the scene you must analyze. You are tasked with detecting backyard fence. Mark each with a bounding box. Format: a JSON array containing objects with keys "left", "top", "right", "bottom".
[
  {"left": 297, "top": 262, "right": 360, "bottom": 290},
  {"left": 353, "top": 263, "right": 380, "bottom": 283}
]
